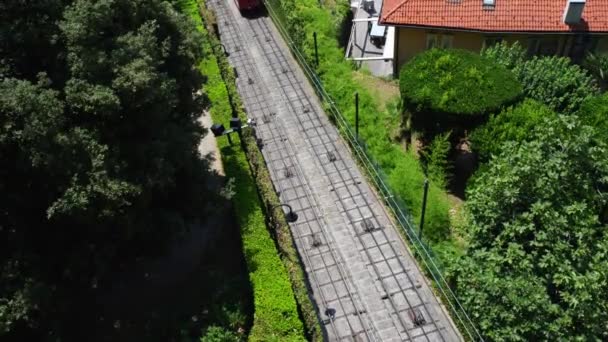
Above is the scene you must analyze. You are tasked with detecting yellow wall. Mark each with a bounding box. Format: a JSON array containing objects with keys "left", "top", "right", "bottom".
[
  {"left": 394, "top": 27, "right": 608, "bottom": 71},
  {"left": 395, "top": 28, "right": 485, "bottom": 68}
]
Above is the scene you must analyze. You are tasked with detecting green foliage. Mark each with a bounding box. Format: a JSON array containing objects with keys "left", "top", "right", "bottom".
[
  {"left": 515, "top": 56, "right": 599, "bottom": 114},
  {"left": 399, "top": 49, "right": 522, "bottom": 120},
  {"left": 470, "top": 100, "right": 558, "bottom": 161},
  {"left": 455, "top": 116, "right": 608, "bottom": 340},
  {"left": 270, "top": 0, "right": 452, "bottom": 242},
  {"left": 422, "top": 132, "right": 452, "bottom": 187},
  {"left": 1, "top": 0, "right": 209, "bottom": 335},
  {"left": 387, "top": 150, "right": 450, "bottom": 242},
  {"left": 200, "top": 326, "right": 240, "bottom": 342},
  {"left": 577, "top": 93, "right": 608, "bottom": 144},
  {"left": 183, "top": 2, "right": 307, "bottom": 340},
  {"left": 481, "top": 41, "right": 526, "bottom": 70},
  {"left": 583, "top": 51, "right": 608, "bottom": 89},
  {"left": 483, "top": 42, "right": 599, "bottom": 114}
]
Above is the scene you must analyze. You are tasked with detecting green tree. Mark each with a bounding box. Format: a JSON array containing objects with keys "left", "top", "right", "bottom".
[
  {"left": 0, "top": 0, "right": 210, "bottom": 336},
  {"left": 454, "top": 116, "right": 608, "bottom": 340}
]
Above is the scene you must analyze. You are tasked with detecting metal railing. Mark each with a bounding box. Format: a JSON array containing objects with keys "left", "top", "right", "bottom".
[{"left": 262, "top": 1, "right": 484, "bottom": 340}]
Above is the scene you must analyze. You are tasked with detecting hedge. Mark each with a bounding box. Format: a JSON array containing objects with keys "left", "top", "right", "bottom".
[
  {"left": 195, "top": 2, "right": 323, "bottom": 340},
  {"left": 175, "top": 1, "right": 306, "bottom": 340},
  {"left": 399, "top": 49, "right": 522, "bottom": 120},
  {"left": 268, "top": 0, "right": 451, "bottom": 242}
]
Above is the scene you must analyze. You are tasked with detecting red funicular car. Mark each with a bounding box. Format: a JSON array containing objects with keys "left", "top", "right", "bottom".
[{"left": 235, "top": 0, "right": 261, "bottom": 11}]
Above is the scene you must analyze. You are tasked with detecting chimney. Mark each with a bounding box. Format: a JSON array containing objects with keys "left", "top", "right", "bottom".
[{"left": 563, "top": 0, "right": 586, "bottom": 24}]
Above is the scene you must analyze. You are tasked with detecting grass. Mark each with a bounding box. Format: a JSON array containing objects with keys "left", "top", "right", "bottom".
[
  {"left": 352, "top": 71, "right": 399, "bottom": 112},
  {"left": 175, "top": 1, "right": 306, "bottom": 340}
]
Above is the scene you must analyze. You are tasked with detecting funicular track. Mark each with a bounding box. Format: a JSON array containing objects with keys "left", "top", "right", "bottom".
[{"left": 207, "top": 0, "right": 462, "bottom": 340}]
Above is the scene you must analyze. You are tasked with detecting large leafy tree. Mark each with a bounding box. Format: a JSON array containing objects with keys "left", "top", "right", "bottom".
[
  {"left": 453, "top": 116, "right": 608, "bottom": 340},
  {"left": 1, "top": 0, "right": 209, "bottom": 336}
]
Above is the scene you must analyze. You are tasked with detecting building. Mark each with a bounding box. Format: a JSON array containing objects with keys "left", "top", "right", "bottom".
[{"left": 379, "top": 0, "right": 608, "bottom": 71}]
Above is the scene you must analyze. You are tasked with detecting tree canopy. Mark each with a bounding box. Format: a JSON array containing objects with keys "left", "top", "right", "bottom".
[
  {"left": 454, "top": 116, "right": 608, "bottom": 340},
  {"left": 1, "top": 0, "right": 209, "bottom": 336}
]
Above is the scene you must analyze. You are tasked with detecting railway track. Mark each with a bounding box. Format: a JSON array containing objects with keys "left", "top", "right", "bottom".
[{"left": 206, "top": 0, "right": 462, "bottom": 340}]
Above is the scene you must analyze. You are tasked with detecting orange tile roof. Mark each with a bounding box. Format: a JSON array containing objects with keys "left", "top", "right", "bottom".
[{"left": 379, "top": 0, "right": 608, "bottom": 33}]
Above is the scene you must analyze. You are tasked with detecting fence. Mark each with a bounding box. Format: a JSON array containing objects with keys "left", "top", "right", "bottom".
[{"left": 262, "top": 1, "right": 484, "bottom": 340}]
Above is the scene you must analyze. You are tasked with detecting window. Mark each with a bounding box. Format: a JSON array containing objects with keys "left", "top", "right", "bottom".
[
  {"left": 527, "top": 38, "right": 540, "bottom": 55},
  {"left": 441, "top": 35, "right": 453, "bottom": 49},
  {"left": 426, "top": 33, "right": 453, "bottom": 50},
  {"left": 538, "top": 38, "right": 560, "bottom": 56},
  {"left": 483, "top": 37, "right": 503, "bottom": 49},
  {"left": 426, "top": 34, "right": 439, "bottom": 49}
]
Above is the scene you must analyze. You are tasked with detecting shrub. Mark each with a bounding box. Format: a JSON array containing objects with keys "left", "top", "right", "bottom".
[
  {"left": 481, "top": 41, "right": 526, "bottom": 70},
  {"left": 200, "top": 326, "right": 240, "bottom": 342},
  {"left": 421, "top": 132, "right": 452, "bottom": 187},
  {"left": 469, "top": 100, "right": 557, "bottom": 161},
  {"left": 577, "top": 93, "right": 608, "bottom": 143},
  {"left": 482, "top": 43, "right": 600, "bottom": 114},
  {"left": 583, "top": 52, "right": 608, "bottom": 90},
  {"left": 514, "top": 56, "right": 599, "bottom": 114},
  {"left": 399, "top": 49, "right": 522, "bottom": 128}
]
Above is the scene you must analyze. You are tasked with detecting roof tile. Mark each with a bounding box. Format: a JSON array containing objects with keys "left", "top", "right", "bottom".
[{"left": 380, "top": 0, "right": 608, "bottom": 32}]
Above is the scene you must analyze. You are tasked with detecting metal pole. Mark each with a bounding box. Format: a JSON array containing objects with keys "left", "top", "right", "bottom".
[
  {"left": 226, "top": 132, "right": 233, "bottom": 145},
  {"left": 355, "top": 92, "right": 359, "bottom": 140},
  {"left": 419, "top": 179, "right": 429, "bottom": 240},
  {"left": 313, "top": 32, "right": 319, "bottom": 66}
]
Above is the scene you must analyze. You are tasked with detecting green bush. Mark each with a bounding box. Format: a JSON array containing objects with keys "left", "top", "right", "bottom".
[
  {"left": 481, "top": 41, "right": 526, "bottom": 70},
  {"left": 469, "top": 100, "right": 557, "bottom": 161},
  {"left": 178, "top": 1, "right": 306, "bottom": 340},
  {"left": 421, "top": 132, "right": 452, "bottom": 188},
  {"left": 583, "top": 52, "right": 608, "bottom": 90},
  {"left": 482, "top": 42, "right": 600, "bottom": 114},
  {"left": 515, "top": 56, "right": 599, "bottom": 114},
  {"left": 577, "top": 93, "right": 608, "bottom": 143},
  {"left": 399, "top": 49, "right": 522, "bottom": 123},
  {"left": 201, "top": 326, "right": 240, "bottom": 342}
]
